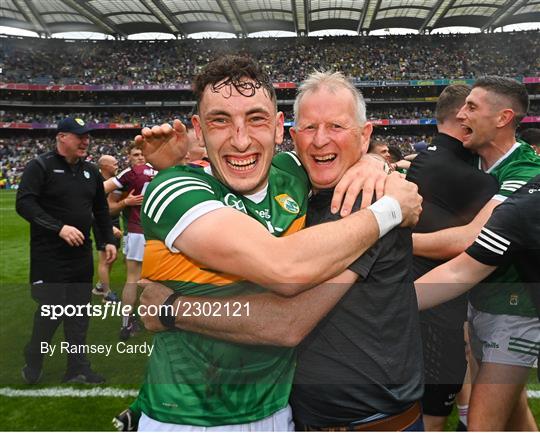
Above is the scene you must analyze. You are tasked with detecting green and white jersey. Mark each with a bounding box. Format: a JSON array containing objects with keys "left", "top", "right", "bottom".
[
  {"left": 470, "top": 143, "right": 540, "bottom": 316},
  {"left": 137, "top": 151, "right": 309, "bottom": 426}
]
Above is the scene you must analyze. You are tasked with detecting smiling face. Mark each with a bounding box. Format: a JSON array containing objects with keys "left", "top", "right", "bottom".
[
  {"left": 56, "top": 132, "right": 90, "bottom": 163},
  {"left": 457, "top": 87, "right": 501, "bottom": 151},
  {"left": 191, "top": 78, "right": 284, "bottom": 195},
  {"left": 291, "top": 86, "right": 372, "bottom": 190}
]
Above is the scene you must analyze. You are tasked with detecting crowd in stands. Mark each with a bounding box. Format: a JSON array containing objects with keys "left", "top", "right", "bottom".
[
  {"left": 2, "top": 31, "right": 538, "bottom": 85},
  {"left": 0, "top": 107, "right": 441, "bottom": 124},
  {"left": 7, "top": 104, "right": 539, "bottom": 126},
  {"left": 0, "top": 105, "right": 433, "bottom": 126},
  {"left": 0, "top": 132, "right": 425, "bottom": 188}
]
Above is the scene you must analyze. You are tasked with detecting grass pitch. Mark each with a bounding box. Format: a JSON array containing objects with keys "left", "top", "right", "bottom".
[{"left": 0, "top": 190, "right": 538, "bottom": 430}]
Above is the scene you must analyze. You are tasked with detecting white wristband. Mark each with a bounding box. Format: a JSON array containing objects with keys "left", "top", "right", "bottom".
[{"left": 368, "top": 195, "right": 402, "bottom": 238}]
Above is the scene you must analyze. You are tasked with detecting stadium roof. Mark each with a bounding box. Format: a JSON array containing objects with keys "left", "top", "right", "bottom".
[{"left": 1, "top": 0, "right": 539, "bottom": 38}]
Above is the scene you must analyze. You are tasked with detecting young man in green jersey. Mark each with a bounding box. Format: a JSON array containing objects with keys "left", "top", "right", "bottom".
[
  {"left": 130, "top": 56, "right": 422, "bottom": 431},
  {"left": 413, "top": 76, "right": 540, "bottom": 431},
  {"left": 133, "top": 66, "right": 421, "bottom": 429}
]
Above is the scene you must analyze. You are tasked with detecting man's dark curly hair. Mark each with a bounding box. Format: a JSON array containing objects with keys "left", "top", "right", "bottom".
[{"left": 192, "top": 55, "right": 276, "bottom": 113}]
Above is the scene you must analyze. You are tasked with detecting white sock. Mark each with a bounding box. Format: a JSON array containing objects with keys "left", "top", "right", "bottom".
[
  {"left": 457, "top": 404, "right": 468, "bottom": 426},
  {"left": 122, "top": 315, "right": 130, "bottom": 328}
]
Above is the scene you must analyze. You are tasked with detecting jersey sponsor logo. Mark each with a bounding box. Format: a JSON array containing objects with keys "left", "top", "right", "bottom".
[
  {"left": 224, "top": 193, "right": 247, "bottom": 213},
  {"left": 143, "top": 168, "right": 157, "bottom": 177},
  {"left": 83, "top": 170, "right": 90, "bottom": 179},
  {"left": 53, "top": 169, "right": 64, "bottom": 174},
  {"left": 528, "top": 188, "right": 540, "bottom": 194},
  {"left": 75, "top": 118, "right": 85, "bottom": 126},
  {"left": 274, "top": 194, "right": 300, "bottom": 214},
  {"left": 256, "top": 209, "right": 271, "bottom": 220},
  {"left": 427, "top": 145, "right": 437, "bottom": 151}
]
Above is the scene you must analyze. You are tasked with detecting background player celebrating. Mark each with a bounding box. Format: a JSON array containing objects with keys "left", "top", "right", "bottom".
[
  {"left": 406, "top": 84, "right": 498, "bottom": 431},
  {"left": 413, "top": 76, "right": 540, "bottom": 430},
  {"left": 104, "top": 143, "right": 156, "bottom": 340},
  {"left": 416, "top": 174, "right": 540, "bottom": 384}
]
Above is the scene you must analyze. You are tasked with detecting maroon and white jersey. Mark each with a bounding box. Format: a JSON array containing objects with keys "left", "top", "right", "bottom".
[{"left": 113, "top": 163, "right": 157, "bottom": 233}]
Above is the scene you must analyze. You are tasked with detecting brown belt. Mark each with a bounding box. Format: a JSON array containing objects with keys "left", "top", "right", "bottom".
[{"left": 299, "top": 402, "right": 422, "bottom": 432}]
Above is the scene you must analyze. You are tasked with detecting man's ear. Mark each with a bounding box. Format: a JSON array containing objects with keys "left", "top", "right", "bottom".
[
  {"left": 496, "top": 108, "right": 515, "bottom": 129},
  {"left": 360, "top": 122, "right": 374, "bottom": 154},
  {"left": 275, "top": 111, "right": 285, "bottom": 145},
  {"left": 191, "top": 115, "right": 204, "bottom": 142}
]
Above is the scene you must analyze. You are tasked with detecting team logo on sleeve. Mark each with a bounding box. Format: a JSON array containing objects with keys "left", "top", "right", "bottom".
[{"left": 274, "top": 194, "right": 300, "bottom": 214}]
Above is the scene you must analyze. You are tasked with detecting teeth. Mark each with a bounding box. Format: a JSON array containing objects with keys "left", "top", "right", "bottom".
[
  {"left": 314, "top": 154, "right": 336, "bottom": 162},
  {"left": 226, "top": 156, "right": 257, "bottom": 170}
]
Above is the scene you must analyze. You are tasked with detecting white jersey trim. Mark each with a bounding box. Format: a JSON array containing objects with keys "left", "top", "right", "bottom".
[
  {"left": 482, "top": 142, "right": 520, "bottom": 173},
  {"left": 111, "top": 176, "right": 124, "bottom": 189},
  {"left": 201, "top": 163, "right": 269, "bottom": 204},
  {"left": 474, "top": 227, "right": 510, "bottom": 256},
  {"left": 145, "top": 178, "right": 213, "bottom": 219},
  {"left": 475, "top": 238, "right": 505, "bottom": 255},
  {"left": 284, "top": 151, "right": 302, "bottom": 166},
  {"left": 165, "top": 200, "right": 225, "bottom": 252},
  {"left": 492, "top": 194, "right": 508, "bottom": 202}
]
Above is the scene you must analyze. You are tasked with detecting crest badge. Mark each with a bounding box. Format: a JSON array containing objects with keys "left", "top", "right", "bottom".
[
  {"left": 83, "top": 170, "right": 90, "bottom": 179},
  {"left": 274, "top": 194, "right": 300, "bottom": 214}
]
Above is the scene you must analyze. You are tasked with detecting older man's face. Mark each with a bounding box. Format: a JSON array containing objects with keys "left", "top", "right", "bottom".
[{"left": 291, "top": 86, "right": 372, "bottom": 189}]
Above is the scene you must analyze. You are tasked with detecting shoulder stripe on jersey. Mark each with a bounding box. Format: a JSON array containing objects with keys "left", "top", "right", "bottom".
[
  {"left": 152, "top": 186, "right": 214, "bottom": 223},
  {"left": 111, "top": 177, "right": 123, "bottom": 189},
  {"left": 481, "top": 227, "right": 510, "bottom": 246},
  {"left": 143, "top": 176, "right": 211, "bottom": 214},
  {"left": 501, "top": 181, "right": 527, "bottom": 190},
  {"left": 114, "top": 167, "right": 131, "bottom": 184},
  {"left": 474, "top": 238, "right": 505, "bottom": 255},
  {"left": 145, "top": 179, "right": 213, "bottom": 218},
  {"left": 501, "top": 180, "right": 527, "bottom": 186},
  {"left": 477, "top": 232, "right": 508, "bottom": 253},
  {"left": 285, "top": 151, "right": 302, "bottom": 166}
]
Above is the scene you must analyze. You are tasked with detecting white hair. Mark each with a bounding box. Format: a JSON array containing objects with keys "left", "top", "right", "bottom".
[{"left": 293, "top": 71, "right": 367, "bottom": 125}]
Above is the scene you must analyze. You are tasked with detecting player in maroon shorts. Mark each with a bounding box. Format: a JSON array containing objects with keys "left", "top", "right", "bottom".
[{"left": 104, "top": 143, "right": 157, "bottom": 339}]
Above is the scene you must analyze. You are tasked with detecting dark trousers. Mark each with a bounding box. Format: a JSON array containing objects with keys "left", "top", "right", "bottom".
[{"left": 26, "top": 254, "right": 93, "bottom": 374}]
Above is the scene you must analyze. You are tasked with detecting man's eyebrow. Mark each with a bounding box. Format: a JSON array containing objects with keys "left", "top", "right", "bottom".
[
  {"left": 246, "top": 107, "right": 271, "bottom": 116},
  {"left": 206, "top": 109, "right": 230, "bottom": 117}
]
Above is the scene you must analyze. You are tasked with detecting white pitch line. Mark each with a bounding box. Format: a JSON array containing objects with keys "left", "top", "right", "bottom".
[
  {"left": 0, "top": 386, "right": 138, "bottom": 398},
  {"left": 0, "top": 386, "right": 538, "bottom": 399}
]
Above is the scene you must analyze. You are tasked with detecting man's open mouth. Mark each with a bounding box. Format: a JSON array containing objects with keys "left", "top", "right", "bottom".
[
  {"left": 313, "top": 154, "right": 337, "bottom": 164},
  {"left": 225, "top": 155, "right": 258, "bottom": 171}
]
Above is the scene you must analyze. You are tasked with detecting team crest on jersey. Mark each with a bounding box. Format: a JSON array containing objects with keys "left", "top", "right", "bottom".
[
  {"left": 274, "top": 194, "right": 299, "bottom": 214},
  {"left": 83, "top": 170, "right": 90, "bottom": 179},
  {"left": 75, "top": 118, "right": 85, "bottom": 126}
]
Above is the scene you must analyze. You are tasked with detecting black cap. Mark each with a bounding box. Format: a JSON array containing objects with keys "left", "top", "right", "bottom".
[{"left": 57, "top": 117, "right": 93, "bottom": 135}]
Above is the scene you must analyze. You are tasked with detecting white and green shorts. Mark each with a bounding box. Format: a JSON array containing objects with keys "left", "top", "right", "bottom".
[
  {"left": 468, "top": 303, "right": 540, "bottom": 368},
  {"left": 138, "top": 405, "right": 294, "bottom": 432}
]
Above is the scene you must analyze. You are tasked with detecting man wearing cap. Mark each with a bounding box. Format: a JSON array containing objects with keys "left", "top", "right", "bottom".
[{"left": 16, "top": 117, "right": 117, "bottom": 385}]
